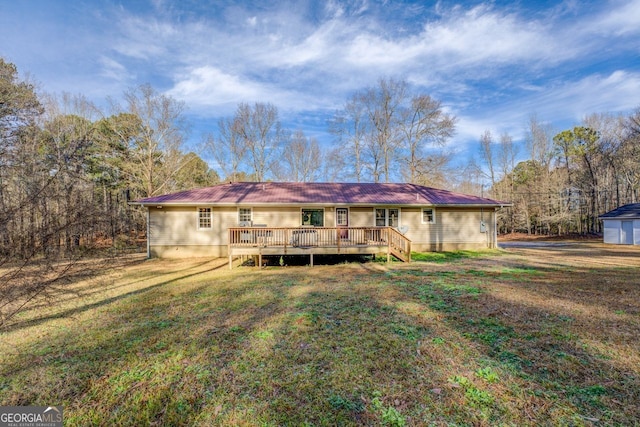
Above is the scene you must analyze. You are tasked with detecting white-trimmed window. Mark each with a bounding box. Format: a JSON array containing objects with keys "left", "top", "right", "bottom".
[
  {"left": 198, "top": 207, "right": 212, "bottom": 229},
  {"left": 422, "top": 208, "right": 435, "bottom": 224},
  {"left": 375, "top": 208, "right": 400, "bottom": 227},
  {"left": 301, "top": 208, "right": 324, "bottom": 226},
  {"left": 238, "top": 208, "right": 252, "bottom": 224}
]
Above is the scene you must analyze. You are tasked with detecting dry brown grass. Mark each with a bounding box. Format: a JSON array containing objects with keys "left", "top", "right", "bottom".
[{"left": 1, "top": 243, "right": 639, "bottom": 425}]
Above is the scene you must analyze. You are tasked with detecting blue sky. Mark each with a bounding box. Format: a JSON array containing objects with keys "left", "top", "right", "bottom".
[{"left": 2, "top": 0, "right": 639, "bottom": 171}]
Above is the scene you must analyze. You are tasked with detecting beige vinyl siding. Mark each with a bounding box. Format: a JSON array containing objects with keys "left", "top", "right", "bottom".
[
  {"left": 149, "top": 206, "right": 236, "bottom": 246},
  {"left": 251, "top": 207, "right": 335, "bottom": 227},
  {"left": 148, "top": 204, "right": 497, "bottom": 258},
  {"left": 406, "top": 207, "right": 495, "bottom": 251},
  {"left": 252, "top": 207, "right": 301, "bottom": 227},
  {"left": 151, "top": 245, "right": 228, "bottom": 258},
  {"left": 325, "top": 209, "right": 335, "bottom": 227},
  {"left": 349, "top": 207, "right": 374, "bottom": 227}
]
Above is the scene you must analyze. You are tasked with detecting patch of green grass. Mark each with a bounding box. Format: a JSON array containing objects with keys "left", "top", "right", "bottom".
[
  {"left": 371, "top": 391, "right": 406, "bottom": 427},
  {"left": 475, "top": 367, "right": 500, "bottom": 383},
  {"left": 498, "top": 267, "right": 542, "bottom": 276},
  {"left": 439, "top": 283, "right": 483, "bottom": 296},
  {"left": 567, "top": 385, "right": 609, "bottom": 410},
  {"left": 466, "top": 318, "right": 515, "bottom": 347},
  {"left": 449, "top": 375, "right": 495, "bottom": 408},
  {"left": 390, "top": 323, "right": 426, "bottom": 342},
  {"left": 328, "top": 394, "right": 364, "bottom": 412},
  {"left": 2, "top": 254, "right": 639, "bottom": 426},
  {"left": 465, "top": 269, "right": 487, "bottom": 277},
  {"left": 411, "top": 250, "right": 495, "bottom": 263},
  {"left": 465, "top": 386, "right": 495, "bottom": 408}
]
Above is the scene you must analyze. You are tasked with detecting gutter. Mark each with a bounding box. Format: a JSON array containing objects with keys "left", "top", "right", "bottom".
[{"left": 133, "top": 202, "right": 513, "bottom": 208}]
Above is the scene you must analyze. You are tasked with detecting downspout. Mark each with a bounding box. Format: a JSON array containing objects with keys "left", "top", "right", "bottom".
[
  {"left": 494, "top": 207, "right": 500, "bottom": 249},
  {"left": 146, "top": 207, "right": 151, "bottom": 259}
]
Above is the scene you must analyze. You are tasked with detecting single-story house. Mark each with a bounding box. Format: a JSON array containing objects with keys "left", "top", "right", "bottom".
[
  {"left": 599, "top": 203, "right": 640, "bottom": 245},
  {"left": 133, "top": 182, "right": 510, "bottom": 263}
]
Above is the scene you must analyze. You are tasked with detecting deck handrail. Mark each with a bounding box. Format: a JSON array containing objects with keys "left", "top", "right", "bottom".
[
  {"left": 228, "top": 226, "right": 412, "bottom": 267},
  {"left": 229, "top": 226, "right": 409, "bottom": 257}
]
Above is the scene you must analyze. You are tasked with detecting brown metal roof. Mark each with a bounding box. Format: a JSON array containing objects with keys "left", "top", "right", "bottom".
[{"left": 135, "top": 182, "right": 509, "bottom": 207}]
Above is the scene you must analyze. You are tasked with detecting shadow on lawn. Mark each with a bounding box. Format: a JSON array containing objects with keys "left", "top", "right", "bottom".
[
  {"left": 386, "top": 263, "right": 640, "bottom": 425},
  {"left": 1, "top": 258, "right": 639, "bottom": 425},
  {"left": 0, "top": 258, "right": 228, "bottom": 333}
]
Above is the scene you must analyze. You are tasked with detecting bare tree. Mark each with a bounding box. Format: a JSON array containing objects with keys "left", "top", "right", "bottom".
[
  {"left": 364, "top": 78, "right": 407, "bottom": 182},
  {"left": 525, "top": 114, "right": 555, "bottom": 172},
  {"left": 331, "top": 77, "right": 455, "bottom": 183},
  {"left": 120, "top": 84, "right": 189, "bottom": 196},
  {"left": 479, "top": 130, "right": 496, "bottom": 188},
  {"left": 495, "top": 133, "right": 517, "bottom": 232},
  {"left": 233, "top": 102, "right": 282, "bottom": 182},
  {"left": 0, "top": 62, "right": 112, "bottom": 327},
  {"left": 275, "top": 130, "right": 322, "bottom": 182},
  {"left": 206, "top": 115, "right": 247, "bottom": 182},
  {"left": 399, "top": 95, "right": 456, "bottom": 183},
  {"left": 621, "top": 108, "right": 640, "bottom": 202},
  {"left": 329, "top": 96, "right": 367, "bottom": 182}
]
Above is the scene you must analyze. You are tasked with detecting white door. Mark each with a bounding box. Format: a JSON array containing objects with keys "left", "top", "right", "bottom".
[{"left": 621, "top": 221, "right": 633, "bottom": 244}]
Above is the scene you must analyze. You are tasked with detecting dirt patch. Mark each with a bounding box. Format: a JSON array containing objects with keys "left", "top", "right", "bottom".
[
  {"left": 499, "top": 232, "right": 601, "bottom": 242},
  {"left": 499, "top": 241, "right": 640, "bottom": 268}
]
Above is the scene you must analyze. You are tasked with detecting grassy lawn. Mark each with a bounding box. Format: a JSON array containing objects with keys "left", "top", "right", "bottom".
[{"left": 1, "top": 246, "right": 639, "bottom": 426}]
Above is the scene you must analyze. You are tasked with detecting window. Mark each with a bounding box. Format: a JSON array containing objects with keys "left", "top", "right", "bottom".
[
  {"left": 336, "top": 208, "right": 348, "bottom": 226},
  {"left": 301, "top": 209, "right": 324, "bottom": 226},
  {"left": 238, "top": 208, "right": 252, "bottom": 224},
  {"left": 375, "top": 208, "right": 386, "bottom": 226},
  {"left": 198, "top": 208, "right": 212, "bottom": 229},
  {"left": 375, "top": 208, "right": 400, "bottom": 227},
  {"left": 388, "top": 209, "right": 399, "bottom": 227},
  {"left": 422, "top": 208, "right": 435, "bottom": 224}
]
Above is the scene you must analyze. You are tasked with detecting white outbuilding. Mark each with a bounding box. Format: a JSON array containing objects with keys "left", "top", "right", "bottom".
[{"left": 599, "top": 204, "right": 640, "bottom": 245}]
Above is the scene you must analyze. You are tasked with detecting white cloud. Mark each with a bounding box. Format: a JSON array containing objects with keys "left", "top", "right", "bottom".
[
  {"left": 99, "top": 56, "right": 131, "bottom": 82},
  {"left": 165, "top": 65, "right": 334, "bottom": 114},
  {"left": 592, "top": 0, "right": 640, "bottom": 35},
  {"left": 6, "top": 0, "right": 635, "bottom": 160},
  {"left": 538, "top": 70, "right": 640, "bottom": 119},
  {"left": 167, "top": 66, "right": 266, "bottom": 107},
  {"left": 451, "top": 70, "right": 640, "bottom": 153},
  {"left": 112, "top": 15, "right": 177, "bottom": 60}
]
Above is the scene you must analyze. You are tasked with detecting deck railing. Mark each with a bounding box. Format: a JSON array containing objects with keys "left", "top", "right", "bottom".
[{"left": 228, "top": 226, "right": 411, "bottom": 263}]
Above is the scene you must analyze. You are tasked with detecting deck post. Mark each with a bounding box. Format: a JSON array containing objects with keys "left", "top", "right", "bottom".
[
  {"left": 310, "top": 253, "right": 313, "bottom": 267},
  {"left": 285, "top": 229, "right": 289, "bottom": 254},
  {"left": 229, "top": 253, "right": 233, "bottom": 269},
  {"left": 387, "top": 241, "right": 391, "bottom": 263}
]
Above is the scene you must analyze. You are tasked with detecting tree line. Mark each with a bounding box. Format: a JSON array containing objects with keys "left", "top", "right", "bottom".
[
  {"left": 3, "top": 55, "right": 640, "bottom": 265},
  {"left": 3, "top": 56, "right": 640, "bottom": 324},
  {"left": 1, "top": 58, "right": 221, "bottom": 325},
  {"left": 473, "top": 113, "right": 640, "bottom": 235},
  {"left": 207, "top": 78, "right": 456, "bottom": 186}
]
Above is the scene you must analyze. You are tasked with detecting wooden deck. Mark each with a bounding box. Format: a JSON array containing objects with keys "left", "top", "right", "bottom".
[{"left": 228, "top": 226, "right": 411, "bottom": 268}]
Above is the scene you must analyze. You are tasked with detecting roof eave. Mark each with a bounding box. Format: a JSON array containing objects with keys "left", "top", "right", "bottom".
[{"left": 134, "top": 201, "right": 511, "bottom": 208}]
